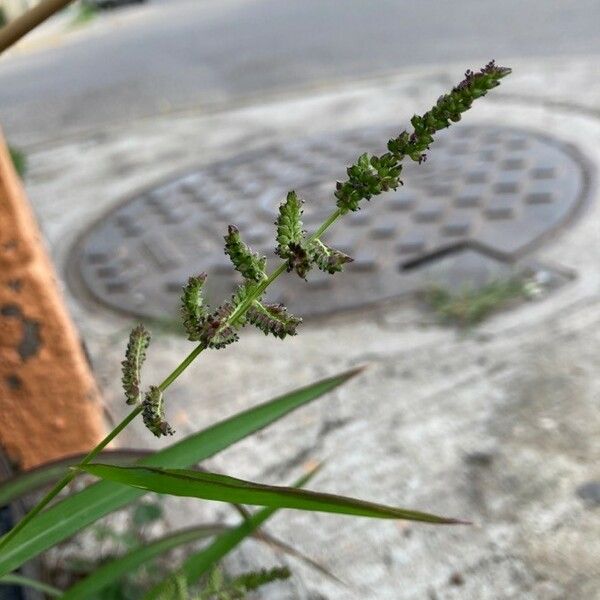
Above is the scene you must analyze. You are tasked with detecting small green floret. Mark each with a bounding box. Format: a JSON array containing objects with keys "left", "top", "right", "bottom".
[
  {"left": 309, "top": 239, "right": 353, "bottom": 274},
  {"left": 180, "top": 273, "right": 208, "bottom": 341},
  {"left": 224, "top": 225, "right": 266, "bottom": 282},
  {"left": 142, "top": 386, "right": 174, "bottom": 437},
  {"left": 247, "top": 302, "right": 302, "bottom": 339},
  {"left": 121, "top": 324, "right": 151, "bottom": 405},
  {"left": 276, "top": 191, "right": 304, "bottom": 254}
]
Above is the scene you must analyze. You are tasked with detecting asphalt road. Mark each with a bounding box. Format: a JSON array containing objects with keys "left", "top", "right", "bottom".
[{"left": 0, "top": 0, "right": 599, "bottom": 144}]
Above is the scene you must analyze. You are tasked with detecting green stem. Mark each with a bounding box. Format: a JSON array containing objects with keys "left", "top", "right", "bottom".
[
  {"left": 308, "top": 208, "right": 343, "bottom": 241},
  {"left": 227, "top": 263, "right": 287, "bottom": 327},
  {"left": 0, "top": 206, "right": 342, "bottom": 553},
  {"left": 158, "top": 342, "right": 206, "bottom": 391}
]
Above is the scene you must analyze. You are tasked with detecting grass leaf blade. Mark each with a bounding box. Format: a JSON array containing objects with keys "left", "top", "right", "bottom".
[
  {"left": 80, "top": 464, "right": 464, "bottom": 524},
  {"left": 0, "top": 450, "right": 152, "bottom": 507}
]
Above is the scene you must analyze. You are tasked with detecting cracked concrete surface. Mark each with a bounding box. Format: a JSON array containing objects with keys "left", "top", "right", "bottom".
[{"left": 20, "top": 58, "right": 600, "bottom": 598}]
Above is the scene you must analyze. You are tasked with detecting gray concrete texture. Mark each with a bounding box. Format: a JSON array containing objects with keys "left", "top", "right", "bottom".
[
  {"left": 70, "top": 122, "right": 586, "bottom": 320},
  {"left": 2, "top": 0, "right": 600, "bottom": 144},
  {"left": 21, "top": 57, "right": 600, "bottom": 598}
]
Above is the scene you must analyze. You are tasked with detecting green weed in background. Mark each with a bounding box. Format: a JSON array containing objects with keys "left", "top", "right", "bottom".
[
  {"left": 423, "top": 278, "right": 529, "bottom": 327},
  {"left": 9, "top": 145, "right": 26, "bottom": 178},
  {"left": 71, "top": 2, "right": 98, "bottom": 27}
]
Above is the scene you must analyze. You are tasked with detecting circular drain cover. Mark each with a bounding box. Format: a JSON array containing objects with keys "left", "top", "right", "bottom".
[{"left": 72, "top": 124, "right": 588, "bottom": 319}]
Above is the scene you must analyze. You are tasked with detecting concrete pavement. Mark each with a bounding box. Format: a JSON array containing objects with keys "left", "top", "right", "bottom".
[
  {"left": 25, "top": 57, "right": 600, "bottom": 598},
  {"left": 2, "top": 0, "right": 600, "bottom": 144}
]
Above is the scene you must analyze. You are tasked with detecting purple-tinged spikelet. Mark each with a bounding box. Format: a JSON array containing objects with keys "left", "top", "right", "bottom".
[
  {"left": 142, "top": 385, "right": 174, "bottom": 437},
  {"left": 121, "top": 324, "right": 151, "bottom": 405}
]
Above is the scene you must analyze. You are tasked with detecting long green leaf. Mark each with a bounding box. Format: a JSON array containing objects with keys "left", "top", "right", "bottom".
[
  {"left": 0, "top": 450, "right": 152, "bottom": 507},
  {"left": 0, "top": 573, "right": 61, "bottom": 597},
  {"left": 80, "top": 464, "right": 464, "bottom": 525},
  {"left": 62, "top": 524, "right": 227, "bottom": 600},
  {"left": 0, "top": 367, "right": 362, "bottom": 577},
  {"left": 145, "top": 467, "right": 320, "bottom": 599}
]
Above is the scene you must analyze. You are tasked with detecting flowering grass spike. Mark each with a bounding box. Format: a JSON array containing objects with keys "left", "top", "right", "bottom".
[
  {"left": 275, "top": 191, "right": 313, "bottom": 278},
  {"left": 0, "top": 52, "right": 514, "bottom": 586},
  {"left": 118, "top": 61, "right": 510, "bottom": 439},
  {"left": 336, "top": 60, "right": 511, "bottom": 213},
  {"left": 275, "top": 191, "right": 353, "bottom": 278},
  {"left": 275, "top": 191, "right": 304, "bottom": 249}
]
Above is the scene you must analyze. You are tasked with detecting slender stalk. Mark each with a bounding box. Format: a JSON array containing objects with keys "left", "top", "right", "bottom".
[
  {"left": 227, "top": 263, "right": 287, "bottom": 327},
  {"left": 158, "top": 342, "right": 206, "bottom": 391},
  {"left": 308, "top": 208, "right": 343, "bottom": 242},
  {"left": 0, "top": 0, "right": 76, "bottom": 54}
]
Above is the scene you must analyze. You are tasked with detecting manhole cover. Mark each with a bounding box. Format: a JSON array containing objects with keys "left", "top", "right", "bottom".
[{"left": 71, "top": 125, "right": 588, "bottom": 319}]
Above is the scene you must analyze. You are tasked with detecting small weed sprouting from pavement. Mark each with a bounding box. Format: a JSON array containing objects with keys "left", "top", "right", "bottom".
[
  {"left": 8, "top": 145, "right": 26, "bottom": 178},
  {"left": 71, "top": 2, "right": 98, "bottom": 27},
  {"left": 423, "top": 278, "right": 530, "bottom": 327}
]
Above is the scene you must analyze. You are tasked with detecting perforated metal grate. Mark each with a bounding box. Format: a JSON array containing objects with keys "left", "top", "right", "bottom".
[{"left": 71, "top": 125, "right": 588, "bottom": 318}]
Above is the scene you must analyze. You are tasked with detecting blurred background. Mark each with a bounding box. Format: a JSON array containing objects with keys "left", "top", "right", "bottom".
[
  {"left": 1, "top": 0, "right": 599, "bottom": 143},
  {"left": 1, "top": 1, "right": 599, "bottom": 599}
]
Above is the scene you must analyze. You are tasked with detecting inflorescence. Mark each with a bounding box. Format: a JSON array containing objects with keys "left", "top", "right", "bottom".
[
  {"left": 335, "top": 61, "right": 511, "bottom": 212},
  {"left": 120, "top": 61, "right": 511, "bottom": 437}
]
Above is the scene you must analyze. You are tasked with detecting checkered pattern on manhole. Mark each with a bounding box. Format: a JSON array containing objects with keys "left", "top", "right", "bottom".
[{"left": 72, "top": 125, "right": 587, "bottom": 318}]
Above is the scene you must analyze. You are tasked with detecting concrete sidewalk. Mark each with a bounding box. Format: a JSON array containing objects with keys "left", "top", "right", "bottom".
[{"left": 24, "top": 58, "right": 600, "bottom": 599}]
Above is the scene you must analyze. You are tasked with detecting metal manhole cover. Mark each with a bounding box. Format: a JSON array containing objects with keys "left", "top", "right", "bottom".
[{"left": 71, "top": 124, "right": 588, "bottom": 319}]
